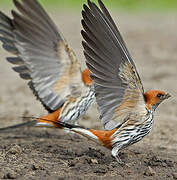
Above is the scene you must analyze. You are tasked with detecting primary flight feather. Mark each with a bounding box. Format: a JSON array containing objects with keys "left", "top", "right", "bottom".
[
  {"left": 0, "top": 0, "right": 94, "bottom": 129},
  {"left": 58, "top": 0, "right": 171, "bottom": 163}
]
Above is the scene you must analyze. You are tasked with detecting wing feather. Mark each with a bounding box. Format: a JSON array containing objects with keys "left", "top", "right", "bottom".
[
  {"left": 0, "top": 0, "right": 85, "bottom": 112},
  {"left": 82, "top": 0, "right": 146, "bottom": 130}
]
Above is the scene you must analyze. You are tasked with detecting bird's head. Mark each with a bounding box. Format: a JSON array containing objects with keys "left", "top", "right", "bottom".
[{"left": 144, "top": 90, "right": 171, "bottom": 111}]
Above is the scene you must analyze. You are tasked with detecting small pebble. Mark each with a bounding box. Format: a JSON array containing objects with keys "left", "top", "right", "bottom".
[
  {"left": 172, "top": 173, "right": 177, "bottom": 179},
  {"left": 144, "top": 166, "right": 156, "bottom": 176},
  {"left": 31, "top": 163, "right": 40, "bottom": 170},
  {"left": 91, "top": 159, "right": 98, "bottom": 164},
  {"left": 3, "top": 169, "right": 17, "bottom": 179},
  {"left": 7, "top": 145, "right": 22, "bottom": 155}
]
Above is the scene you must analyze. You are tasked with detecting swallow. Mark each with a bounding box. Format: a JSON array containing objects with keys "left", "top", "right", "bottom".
[
  {"left": 0, "top": 0, "right": 94, "bottom": 129},
  {"left": 56, "top": 0, "right": 171, "bottom": 163}
]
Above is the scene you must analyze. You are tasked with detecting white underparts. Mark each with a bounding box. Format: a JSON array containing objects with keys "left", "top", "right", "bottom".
[
  {"left": 71, "top": 128, "right": 100, "bottom": 144},
  {"left": 35, "top": 122, "right": 54, "bottom": 127}
]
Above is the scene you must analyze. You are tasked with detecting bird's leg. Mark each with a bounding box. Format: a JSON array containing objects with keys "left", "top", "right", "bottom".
[
  {"left": 115, "top": 155, "right": 124, "bottom": 165},
  {"left": 112, "top": 147, "right": 125, "bottom": 165}
]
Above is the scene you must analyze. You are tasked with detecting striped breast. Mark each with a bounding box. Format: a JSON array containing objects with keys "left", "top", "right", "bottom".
[
  {"left": 59, "top": 86, "right": 95, "bottom": 123},
  {"left": 111, "top": 110, "right": 154, "bottom": 151}
]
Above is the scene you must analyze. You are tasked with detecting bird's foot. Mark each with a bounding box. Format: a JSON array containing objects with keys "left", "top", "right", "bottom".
[{"left": 115, "top": 155, "right": 124, "bottom": 165}]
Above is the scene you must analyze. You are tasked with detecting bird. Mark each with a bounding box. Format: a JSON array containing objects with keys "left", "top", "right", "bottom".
[
  {"left": 0, "top": 0, "right": 94, "bottom": 129},
  {"left": 54, "top": 0, "right": 171, "bottom": 163}
]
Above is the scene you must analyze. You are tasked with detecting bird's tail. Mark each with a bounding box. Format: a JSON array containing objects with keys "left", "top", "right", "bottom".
[
  {"left": 59, "top": 122, "right": 101, "bottom": 143},
  {"left": 58, "top": 122, "right": 117, "bottom": 149},
  {"left": 34, "top": 108, "right": 62, "bottom": 128},
  {"left": 0, "top": 120, "right": 37, "bottom": 132},
  {"left": 0, "top": 108, "right": 62, "bottom": 132}
]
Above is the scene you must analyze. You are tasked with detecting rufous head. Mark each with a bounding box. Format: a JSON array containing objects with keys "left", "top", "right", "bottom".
[{"left": 144, "top": 90, "right": 171, "bottom": 110}]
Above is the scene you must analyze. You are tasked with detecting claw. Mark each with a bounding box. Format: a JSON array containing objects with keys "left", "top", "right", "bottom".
[{"left": 115, "top": 155, "right": 125, "bottom": 165}]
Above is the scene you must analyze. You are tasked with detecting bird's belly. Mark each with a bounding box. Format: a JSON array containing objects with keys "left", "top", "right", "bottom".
[
  {"left": 124, "top": 118, "right": 154, "bottom": 148},
  {"left": 130, "top": 125, "right": 153, "bottom": 145},
  {"left": 112, "top": 114, "right": 154, "bottom": 150}
]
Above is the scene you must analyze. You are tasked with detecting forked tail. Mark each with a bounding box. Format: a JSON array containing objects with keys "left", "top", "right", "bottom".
[
  {"left": 0, "top": 120, "right": 37, "bottom": 132},
  {"left": 59, "top": 122, "right": 117, "bottom": 149},
  {"left": 0, "top": 108, "right": 62, "bottom": 132},
  {"left": 0, "top": 109, "right": 116, "bottom": 151}
]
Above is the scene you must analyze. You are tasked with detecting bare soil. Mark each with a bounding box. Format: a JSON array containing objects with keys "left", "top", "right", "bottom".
[{"left": 0, "top": 9, "right": 177, "bottom": 179}]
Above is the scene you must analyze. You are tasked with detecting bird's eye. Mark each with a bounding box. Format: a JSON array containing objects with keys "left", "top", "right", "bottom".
[{"left": 157, "top": 93, "right": 163, "bottom": 98}]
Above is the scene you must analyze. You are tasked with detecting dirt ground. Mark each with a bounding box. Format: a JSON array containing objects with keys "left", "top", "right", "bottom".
[{"left": 0, "top": 8, "right": 177, "bottom": 180}]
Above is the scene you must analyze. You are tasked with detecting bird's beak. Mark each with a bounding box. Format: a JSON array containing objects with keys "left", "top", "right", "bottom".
[{"left": 164, "top": 93, "right": 171, "bottom": 100}]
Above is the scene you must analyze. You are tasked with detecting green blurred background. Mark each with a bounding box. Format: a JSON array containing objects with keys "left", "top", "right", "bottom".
[{"left": 0, "top": 0, "right": 177, "bottom": 12}]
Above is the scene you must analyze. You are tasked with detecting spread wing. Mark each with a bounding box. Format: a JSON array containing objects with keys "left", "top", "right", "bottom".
[
  {"left": 82, "top": 0, "right": 147, "bottom": 130},
  {"left": 0, "top": 0, "right": 84, "bottom": 112}
]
